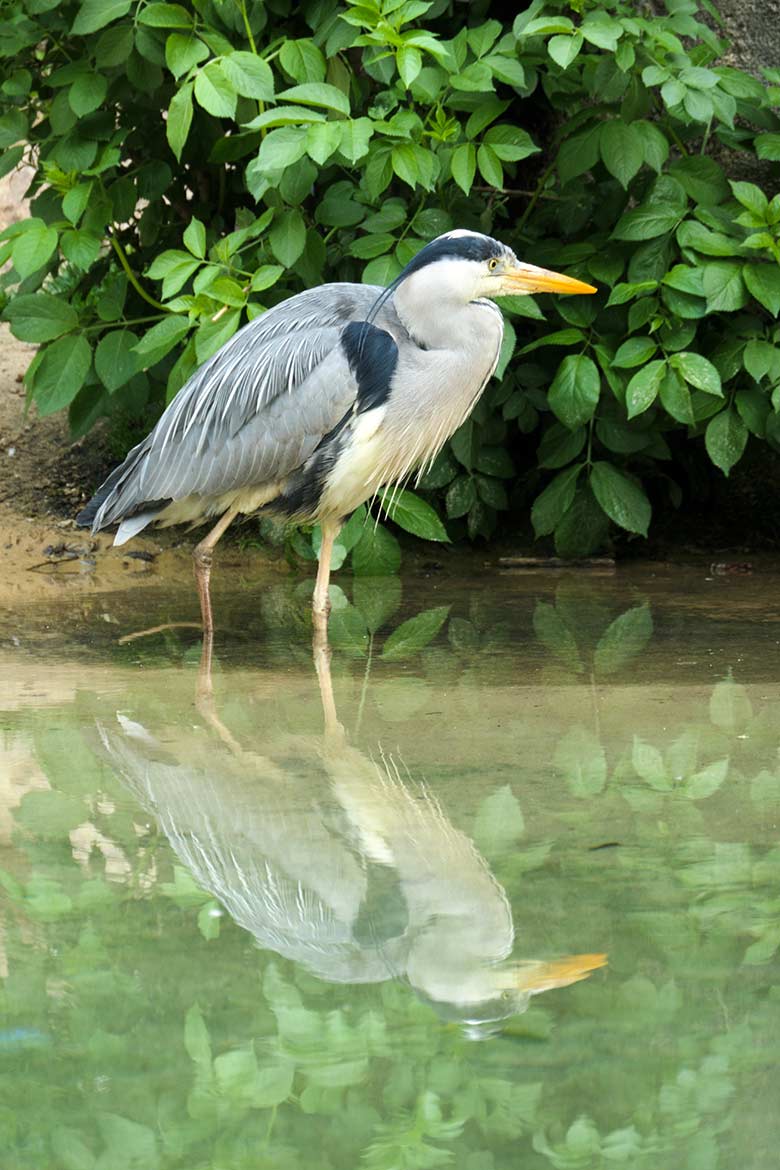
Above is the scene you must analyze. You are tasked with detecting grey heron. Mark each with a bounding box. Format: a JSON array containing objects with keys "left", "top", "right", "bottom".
[{"left": 78, "top": 230, "right": 595, "bottom": 632}]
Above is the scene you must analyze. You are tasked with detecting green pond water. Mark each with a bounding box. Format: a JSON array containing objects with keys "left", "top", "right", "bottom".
[{"left": 2, "top": 565, "right": 780, "bottom": 1169}]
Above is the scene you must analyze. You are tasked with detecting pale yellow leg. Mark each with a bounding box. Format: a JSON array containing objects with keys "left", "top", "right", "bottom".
[
  {"left": 192, "top": 506, "right": 239, "bottom": 702},
  {"left": 312, "top": 520, "right": 340, "bottom": 633}
]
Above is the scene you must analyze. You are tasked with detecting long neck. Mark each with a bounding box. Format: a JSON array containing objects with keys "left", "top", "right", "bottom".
[{"left": 392, "top": 266, "right": 500, "bottom": 351}]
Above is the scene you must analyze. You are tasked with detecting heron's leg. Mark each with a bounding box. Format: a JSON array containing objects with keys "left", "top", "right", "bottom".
[
  {"left": 313, "top": 624, "right": 346, "bottom": 749},
  {"left": 192, "top": 506, "right": 240, "bottom": 702},
  {"left": 193, "top": 505, "right": 240, "bottom": 637},
  {"left": 312, "top": 520, "right": 341, "bottom": 631}
]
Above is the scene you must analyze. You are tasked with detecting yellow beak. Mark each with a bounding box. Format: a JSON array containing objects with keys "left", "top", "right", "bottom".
[
  {"left": 503, "top": 262, "right": 597, "bottom": 296},
  {"left": 502, "top": 952, "right": 608, "bottom": 994}
]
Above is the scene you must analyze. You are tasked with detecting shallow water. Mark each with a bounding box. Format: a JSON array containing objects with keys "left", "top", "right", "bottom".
[{"left": 2, "top": 566, "right": 780, "bottom": 1169}]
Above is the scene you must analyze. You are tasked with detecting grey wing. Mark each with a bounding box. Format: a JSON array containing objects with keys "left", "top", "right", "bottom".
[{"left": 84, "top": 283, "right": 386, "bottom": 529}]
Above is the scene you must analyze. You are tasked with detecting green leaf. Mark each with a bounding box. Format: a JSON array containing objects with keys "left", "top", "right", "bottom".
[
  {"left": 61, "top": 228, "right": 101, "bottom": 270},
  {"left": 397, "top": 44, "right": 422, "bottom": 87},
  {"left": 445, "top": 475, "right": 477, "bottom": 519},
  {"left": 68, "top": 72, "right": 108, "bottom": 117},
  {"left": 476, "top": 446, "right": 514, "bottom": 477},
  {"left": 538, "top": 423, "right": 587, "bottom": 469},
  {"left": 97, "top": 1114, "right": 157, "bottom": 1168},
  {"left": 165, "top": 33, "right": 208, "bottom": 79},
  {"left": 184, "top": 1004, "right": 212, "bottom": 1066},
  {"left": 548, "top": 32, "right": 583, "bottom": 70},
  {"left": 71, "top": 0, "right": 131, "bottom": 35},
  {"left": 632, "top": 737, "right": 668, "bottom": 789},
  {"left": 353, "top": 576, "right": 401, "bottom": 633},
  {"left": 554, "top": 483, "right": 609, "bottom": 557},
  {"left": 519, "top": 327, "right": 584, "bottom": 356},
  {"left": 183, "top": 217, "right": 206, "bottom": 259},
  {"left": 659, "top": 368, "right": 694, "bottom": 425},
  {"left": 743, "top": 263, "right": 780, "bottom": 316},
  {"left": 351, "top": 523, "right": 402, "bottom": 575},
  {"left": 533, "top": 602, "right": 582, "bottom": 672},
  {"left": 730, "top": 180, "right": 768, "bottom": 219},
  {"left": 684, "top": 758, "right": 729, "bottom": 800},
  {"left": 558, "top": 124, "right": 602, "bottom": 184},
  {"left": 755, "top": 132, "right": 780, "bottom": 161},
  {"left": 32, "top": 335, "right": 92, "bottom": 416},
  {"left": 62, "top": 183, "right": 93, "bottom": 224},
  {"left": 306, "top": 121, "right": 342, "bottom": 165},
  {"left": 194, "top": 62, "right": 237, "bottom": 119},
  {"left": 705, "top": 408, "right": 748, "bottom": 475},
  {"left": 222, "top": 52, "right": 275, "bottom": 101},
  {"left": 3, "top": 293, "right": 78, "bottom": 342},
  {"left": 382, "top": 606, "right": 450, "bottom": 661},
  {"left": 613, "top": 336, "right": 657, "bottom": 368},
  {"left": 250, "top": 264, "right": 284, "bottom": 291},
  {"left": 166, "top": 83, "right": 193, "bottom": 161},
  {"left": 138, "top": 2, "right": 192, "bottom": 26},
  {"left": 278, "top": 82, "right": 349, "bottom": 115},
  {"left": 743, "top": 339, "right": 776, "bottom": 382},
  {"left": 669, "top": 156, "right": 729, "bottom": 205},
  {"left": 635, "top": 122, "right": 669, "bottom": 173},
  {"left": 613, "top": 205, "right": 681, "bottom": 240},
  {"left": 671, "top": 351, "right": 722, "bottom": 396},
  {"left": 269, "top": 209, "right": 306, "bottom": 268},
  {"left": 590, "top": 461, "right": 651, "bottom": 535},
  {"left": 195, "top": 309, "right": 240, "bottom": 363},
  {"left": 12, "top": 219, "right": 58, "bottom": 278},
  {"left": 132, "top": 315, "right": 190, "bottom": 364},
  {"left": 95, "top": 330, "right": 140, "bottom": 392},
  {"left": 477, "top": 143, "right": 503, "bottom": 188},
  {"left": 253, "top": 127, "right": 308, "bottom": 175},
  {"left": 337, "top": 118, "right": 373, "bottom": 163},
  {"left": 676, "top": 220, "right": 738, "bottom": 257},
  {"left": 531, "top": 464, "right": 582, "bottom": 536},
  {"left": 593, "top": 604, "right": 653, "bottom": 675},
  {"left": 625, "top": 360, "right": 665, "bottom": 418},
  {"left": 600, "top": 119, "right": 643, "bottom": 189},
  {"left": 483, "top": 125, "right": 538, "bottom": 163},
  {"left": 279, "top": 38, "right": 326, "bottom": 83},
  {"left": 473, "top": 785, "right": 525, "bottom": 856},
  {"left": 548, "top": 354, "right": 601, "bottom": 429},
  {"left": 379, "top": 488, "right": 449, "bottom": 541},
  {"left": 451, "top": 142, "right": 476, "bottom": 194},
  {"left": 451, "top": 61, "right": 493, "bottom": 92},
  {"left": 606, "top": 281, "right": 658, "bottom": 307},
  {"left": 702, "top": 262, "right": 748, "bottom": 312},
  {"left": 554, "top": 726, "right": 607, "bottom": 797}
]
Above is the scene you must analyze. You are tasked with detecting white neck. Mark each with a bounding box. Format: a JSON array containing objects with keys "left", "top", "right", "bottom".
[{"left": 392, "top": 264, "right": 499, "bottom": 350}]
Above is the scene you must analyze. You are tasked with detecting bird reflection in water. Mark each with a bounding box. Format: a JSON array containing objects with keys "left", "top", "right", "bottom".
[{"left": 100, "top": 630, "right": 605, "bottom": 1035}]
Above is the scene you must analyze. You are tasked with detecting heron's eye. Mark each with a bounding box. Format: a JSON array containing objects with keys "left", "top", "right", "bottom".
[{"left": 488, "top": 258, "right": 499, "bottom": 271}]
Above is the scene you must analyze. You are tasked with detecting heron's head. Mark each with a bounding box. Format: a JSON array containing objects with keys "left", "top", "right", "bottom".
[{"left": 389, "top": 229, "right": 596, "bottom": 306}]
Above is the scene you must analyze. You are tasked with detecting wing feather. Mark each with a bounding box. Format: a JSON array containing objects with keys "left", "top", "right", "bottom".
[{"left": 86, "top": 284, "right": 390, "bottom": 529}]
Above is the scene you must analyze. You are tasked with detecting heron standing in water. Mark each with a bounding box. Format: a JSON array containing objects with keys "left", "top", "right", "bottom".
[{"left": 78, "top": 230, "right": 595, "bottom": 632}]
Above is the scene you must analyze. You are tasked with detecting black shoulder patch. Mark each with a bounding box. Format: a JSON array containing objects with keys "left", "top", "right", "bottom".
[{"left": 342, "top": 320, "right": 398, "bottom": 414}]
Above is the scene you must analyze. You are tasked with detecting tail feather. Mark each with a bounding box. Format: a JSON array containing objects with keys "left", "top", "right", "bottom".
[{"left": 76, "top": 439, "right": 165, "bottom": 533}]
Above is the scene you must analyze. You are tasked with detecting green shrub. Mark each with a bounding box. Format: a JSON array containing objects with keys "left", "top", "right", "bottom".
[{"left": 1, "top": 0, "right": 779, "bottom": 560}]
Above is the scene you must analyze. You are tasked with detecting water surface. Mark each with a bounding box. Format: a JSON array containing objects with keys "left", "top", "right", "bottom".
[{"left": 2, "top": 566, "right": 779, "bottom": 1169}]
